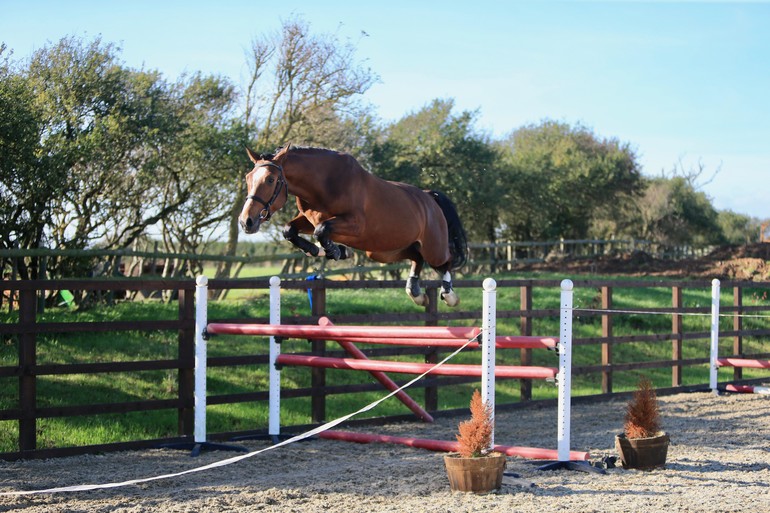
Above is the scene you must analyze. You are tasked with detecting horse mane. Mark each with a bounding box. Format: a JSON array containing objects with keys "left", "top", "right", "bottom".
[
  {"left": 274, "top": 144, "right": 344, "bottom": 162},
  {"left": 275, "top": 143, "right": 340, "bottom": 157},
  {"left": 272, "top": 144, "right": 377, "bottom": 177}
]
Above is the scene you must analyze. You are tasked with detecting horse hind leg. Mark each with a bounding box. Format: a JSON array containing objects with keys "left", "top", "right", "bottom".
[
  {"left": 440, "top": 270, "right": 460, "bottom": 307},
  {"left": 407, "top": 268, "right": 459, "bottom": 307},
  {"left": 405, "top": 260, "right": 429, "bottom": 307}
]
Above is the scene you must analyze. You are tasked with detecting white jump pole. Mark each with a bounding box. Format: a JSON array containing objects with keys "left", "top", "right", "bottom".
[
  {"left": 481, "top": 277, "right": 497, "bottom": 449},
  {"left": 556, "top": 279, "right": 574, "bottom": 463},
  {"left": 268, "top": 276, "right": 282, "bottom": 442},
  {"left": 709, "top": 278, "right": 721, "bottom": 394},
  {"left": 194, "top": 275, "right": 209, "bottom": 444}
]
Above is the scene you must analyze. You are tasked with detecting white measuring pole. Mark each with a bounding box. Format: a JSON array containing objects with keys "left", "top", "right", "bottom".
[
  {"left": 709, "top": 278, "right": 721, "bottom": 393},
  {"left": 481, "top": 277, "right": 497, "bottom": 449},
  {"left": 556, "top": 279, "right": 574, "bottom": 462},
  {"left": 268, "top": 276, "right": 282, "bottom": 440},
  {"left": 194, "top": 275, "right": 209, "bottom": 444}
]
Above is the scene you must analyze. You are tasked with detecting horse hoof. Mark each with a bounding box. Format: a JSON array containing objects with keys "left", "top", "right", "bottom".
[
  {"left": 324, "top": 245, "right": 341, "bottom": 260},
  {"left": 407, "top": 292, "right": 429, "bottom": 307},
  {"left": 441, "top": 290, "right": 460, "bottom": 307}
]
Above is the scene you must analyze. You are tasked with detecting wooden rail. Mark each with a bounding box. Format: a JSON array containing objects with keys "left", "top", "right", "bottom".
[{"left": 0, "top": 276, "right": 768, "bottom": 460}]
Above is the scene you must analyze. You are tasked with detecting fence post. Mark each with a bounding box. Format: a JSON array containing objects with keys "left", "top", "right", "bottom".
[
  {"left": 519, "top": 284, "right": 533, "bottom": 402},
  {"left": 310, "top": 280, "right": 327, "bottom": 423},
  {"left": 193, "top": 276, "right": 209, "bottom": 444},
  {"left": 268, "top": 276, "right": 281, "bottom": 440},
  {"left": 733, "top": 285, "right": 743, "bottom": 382},
  {"left": 37, "top": 257, "right": 47, "bottom": 314},
  {"left": 671, "top": 286, "right": 683, "bottom": 387},
  {"left": 709, "top": 279, "right": 721, "bottom": 393},
  {"left": 177, "top": 285, "right": 195, "bottom": 436},
  {"left": 8, "top": 258, "right": 18, "bottom": 314},
  {"left": 601, "top": 286, "right": 613, "bottom": 394},
  {"left": 424, "top": 286, "right": 439, "bottom": 412},
  {"left": 556, "top": 279, "right": 574, "bottom": 462},
  {"left": 18, "top": 287, "right": 37, "bottom": 454},
  {"left": 481, "top": 278, "right": 497, "bottom": 449}
]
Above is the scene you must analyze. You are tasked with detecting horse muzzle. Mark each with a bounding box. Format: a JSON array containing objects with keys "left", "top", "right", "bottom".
[{"left": 239, "top": 216, "right": 261, "bottom": 234}]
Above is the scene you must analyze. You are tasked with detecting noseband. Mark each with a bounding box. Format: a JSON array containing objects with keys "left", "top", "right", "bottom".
[{"left": 246, "top": 162, "right": 287, "bottom": 222}]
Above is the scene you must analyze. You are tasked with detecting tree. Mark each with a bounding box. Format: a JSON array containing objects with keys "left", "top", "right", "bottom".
[
  {"left": 498, "top": 120, "right": 642, "bottom": 241},
  {"left": 3, "top": 36, "right": 247, "bottom": 280},
  {"left": 633, "top": 176, "right": 722, "bottom": 247},
  {"left": 624, "top": 159, "right": 725, "bottom": 247},
  {"left": 717, "top": 210, "right": 760, "bottom": 245},
  {"left": 373, "top": 99, "right": 501, "bottom": 244},
  {"left": 153, "top": 74, "right": 249, "bottom": 271},
  {"left": 24, "top": 37, "right": 165, "bottom": 255},
  {"left": 0, "top": 45, "right": 41, "bottom": 268},
  {"left": 216, "top": 17, "right": 378, "bottom": 281},
  {"left": 0, "top": 44, "right": 54, "bottom": 278}
]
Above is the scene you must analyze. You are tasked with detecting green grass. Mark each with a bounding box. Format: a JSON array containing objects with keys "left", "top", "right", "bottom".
[{"left": 1, "top": 273, "right": 768, "bottom": 453}]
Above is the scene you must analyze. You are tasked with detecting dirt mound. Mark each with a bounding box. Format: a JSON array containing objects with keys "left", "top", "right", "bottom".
[{"left": 515, "top": 243, "right": 770, "bottom": 281}]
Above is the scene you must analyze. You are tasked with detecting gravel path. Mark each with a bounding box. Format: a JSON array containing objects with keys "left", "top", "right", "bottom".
[{"left": 1, "top": 391, "right": 769, "bottom": 512}]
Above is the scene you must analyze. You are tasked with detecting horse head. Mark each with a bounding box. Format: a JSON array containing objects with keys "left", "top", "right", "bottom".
[{"left": 239, "top": 147, "right": 289, "bottom": 234}]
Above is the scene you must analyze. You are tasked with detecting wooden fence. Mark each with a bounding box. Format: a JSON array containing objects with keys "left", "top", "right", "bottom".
[
  {"left": 1, "top": 276, "right": 769, "bottom": 460},
  {"left": 1, "top": 238, "right": 713, "bottom": 284}
]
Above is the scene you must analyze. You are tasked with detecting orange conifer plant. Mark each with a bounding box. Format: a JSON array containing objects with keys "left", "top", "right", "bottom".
[
  {"left": 456, "top": 389, "right": 494, "bottom": 457},
  {"left": 623, "top": 377, "right": 662, "bottom": 439}
]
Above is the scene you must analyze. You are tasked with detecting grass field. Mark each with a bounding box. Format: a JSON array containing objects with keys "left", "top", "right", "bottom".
[{"left": 1, "top": 272, "right": 768, "bottom": 453}]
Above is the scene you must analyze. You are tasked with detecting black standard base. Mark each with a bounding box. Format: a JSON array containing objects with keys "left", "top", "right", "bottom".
[
  {"left": 537, "top": 460, "right": 607, "bottom": 474},
  {"left": 229, "top": 433, "right": 294, "bottom": 444},
  {"left": 160, "top": 441, "right": 249, "bottom": 457},
  {"left": 230, "top": 433, "right": 319, "bottom": 445}
]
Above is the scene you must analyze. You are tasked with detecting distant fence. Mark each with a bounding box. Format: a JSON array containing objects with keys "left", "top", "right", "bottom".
[
  {"left": 1, "top": 276, "right": 768, "bottom": 460},
  {"left": 1, "top": 239, "right": 714, "bottom": 284}
]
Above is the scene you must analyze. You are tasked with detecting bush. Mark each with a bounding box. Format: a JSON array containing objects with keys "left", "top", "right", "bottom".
[{"left": 624, "top": 377, "right": 662, "bottom": 438}]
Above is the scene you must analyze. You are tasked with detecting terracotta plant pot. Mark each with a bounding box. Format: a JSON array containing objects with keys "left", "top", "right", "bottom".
[
  {"left": 444, "top": 452, "right": 506, "bottom": 493},
  {"left": 615, "top": 432, "right": 670, "bottom": 470}
]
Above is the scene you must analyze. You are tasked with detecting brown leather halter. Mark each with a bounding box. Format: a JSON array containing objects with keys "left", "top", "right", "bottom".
[{"left": 246, "top": 162, "right": 287, "bottom": 221}]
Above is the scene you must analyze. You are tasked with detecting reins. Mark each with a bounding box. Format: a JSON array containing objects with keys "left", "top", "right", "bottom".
[{"left": 246, "top": 162, "right": 287, "bottom": 221}]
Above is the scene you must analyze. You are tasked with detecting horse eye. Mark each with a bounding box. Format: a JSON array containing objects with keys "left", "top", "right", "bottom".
[{"left": 267, "top": 177, "right": 275, "bottom": 184}]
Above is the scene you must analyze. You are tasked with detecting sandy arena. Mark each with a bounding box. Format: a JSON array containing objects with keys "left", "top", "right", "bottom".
[{"left": 1, "top": 390, "right": 768, "bottom": 512}]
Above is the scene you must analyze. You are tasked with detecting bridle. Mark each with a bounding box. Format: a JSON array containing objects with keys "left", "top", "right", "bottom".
[{"left": 246, "top": 162, "right": 287, "bottom": 222}]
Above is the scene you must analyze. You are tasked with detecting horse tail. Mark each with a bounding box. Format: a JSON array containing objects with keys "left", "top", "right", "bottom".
[{"left": 430, "top": 191, "right": 468, "bottom": 271}]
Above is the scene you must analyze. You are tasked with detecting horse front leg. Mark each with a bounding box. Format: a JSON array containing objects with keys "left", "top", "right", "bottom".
[
  {"left": 283, "top": 217, "right": 323, "bottom": 257},
  {"left": 313, "top": 220, "right": 352, "bottom": 261},
  {"left": 405, "top": 260, "right": 429, "bottom": 306}
]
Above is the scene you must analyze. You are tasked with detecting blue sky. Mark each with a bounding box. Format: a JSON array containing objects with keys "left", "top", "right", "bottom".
[{"left": 2, "top": 0, "right": 768, "bottom": 220}]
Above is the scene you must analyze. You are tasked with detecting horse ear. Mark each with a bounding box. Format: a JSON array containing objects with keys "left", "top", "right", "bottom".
[
  {"left": 274, "top": 143, "right": 291, "bottom": 159},
  {"left": 246, "top": 147, "right": 260, "bottom": 163}
]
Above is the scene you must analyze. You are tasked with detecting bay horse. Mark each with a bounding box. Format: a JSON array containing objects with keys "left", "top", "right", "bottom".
[{"left": 238, "top": 145, "right": 468, "bottom": 306}]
